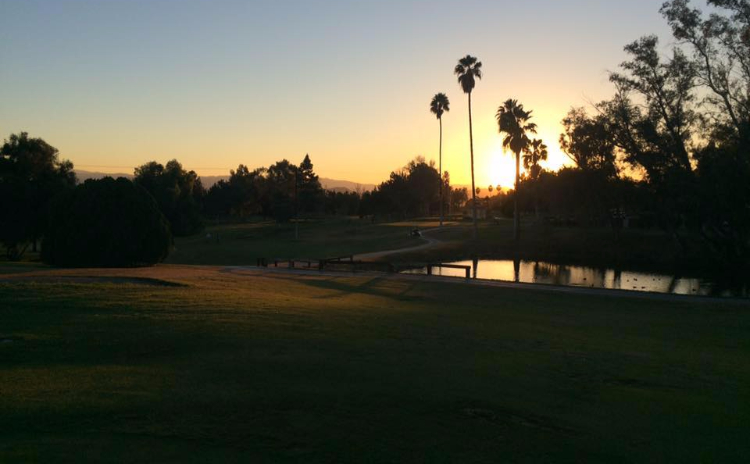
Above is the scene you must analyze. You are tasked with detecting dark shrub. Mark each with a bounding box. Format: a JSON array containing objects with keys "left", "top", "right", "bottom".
[{"left": 42, "top": 177, "right": 172, "bottom": 267}]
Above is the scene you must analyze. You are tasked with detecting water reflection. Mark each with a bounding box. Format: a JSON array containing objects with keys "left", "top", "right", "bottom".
[{"left": 403, "top": 259, "right": 748, "bottom": 298}]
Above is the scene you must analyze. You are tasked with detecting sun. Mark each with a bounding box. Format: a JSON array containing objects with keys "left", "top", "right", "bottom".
[{"left": 488, "top": 147, "right": 523, "bottom": 191}]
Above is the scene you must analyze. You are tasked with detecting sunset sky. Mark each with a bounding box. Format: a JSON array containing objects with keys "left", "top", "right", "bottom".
[{"left": 1, "top": 0, "right": 692, "bottom": 188}]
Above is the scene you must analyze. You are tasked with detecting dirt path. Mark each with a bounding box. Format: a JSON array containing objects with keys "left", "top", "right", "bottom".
[{"left": 355, "top": 227, "right": 443, "bottom": 261}]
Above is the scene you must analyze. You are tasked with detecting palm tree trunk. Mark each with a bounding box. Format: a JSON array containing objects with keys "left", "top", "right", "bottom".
[
  {"left": 514, "top": 151, "right": 520, "bottom": 241},
  {"left": 439, "top": 116, "right": 444, "bottom": 227},
  {"left": 469, "top": 93, "right": 478, "bottom": 240}
]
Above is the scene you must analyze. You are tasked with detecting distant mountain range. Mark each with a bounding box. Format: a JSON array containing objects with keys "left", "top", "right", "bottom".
[
  {"left": 319, "top": 178, "right": 375, "bottom": 193},
  {"left": 75, "top": 170, "right": 134, "bottom": 182},
  {"left": 74, "top": 170, "right": 376, "bottom": 192}
]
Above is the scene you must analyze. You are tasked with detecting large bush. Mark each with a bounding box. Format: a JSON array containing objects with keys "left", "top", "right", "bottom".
[{"left": 42, "top": 177, "right": 172, "bottom": 267}]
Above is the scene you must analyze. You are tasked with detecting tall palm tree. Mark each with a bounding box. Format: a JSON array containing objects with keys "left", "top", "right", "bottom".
[
  {"left": 496, "top": 99, "right": 537, "bottom": 241},
  {"left": 523, "top": 138, "right": 548, "bottom": 218},
  {"left": 454, "top": 55, "right": 482, "bottom": 240},
  {"left": 430, "top": 93, "right": 450, "bottom": 227},
  {"left": 523, "top": 138, "right": 548, "bottom": 181}
]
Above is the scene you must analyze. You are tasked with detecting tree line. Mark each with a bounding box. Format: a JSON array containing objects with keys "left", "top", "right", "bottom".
[
  {"left": 0, "top": 134, "right": 453, "bottom": 265},
  {"left": 2, "top": 0, "right": 749, "bottom": 269}
]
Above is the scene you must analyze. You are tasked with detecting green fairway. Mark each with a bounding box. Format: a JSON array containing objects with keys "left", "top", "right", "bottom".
[
  {"left": 1, "top": 266, "right": 748, "bottom": 462},
  {"left": 165, "top": 218, "right": 443, "bottom": 265},
  {"left": 163, "top": 216, "right": 720, "bottom": 277}
]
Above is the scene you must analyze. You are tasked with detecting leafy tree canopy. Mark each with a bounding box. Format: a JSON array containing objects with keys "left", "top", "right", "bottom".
[
  {"left": 133, "top": 159, "right": 204, "bottom": 236},
  {"left": 0, "top": 132, "right": 76, "bottom": 259}
]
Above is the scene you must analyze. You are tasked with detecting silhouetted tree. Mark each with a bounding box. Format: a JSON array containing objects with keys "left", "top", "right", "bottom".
[
  {"left": 523, "top": 139, "right": 548, "bottom": 217},
  {"left": 442, "top": 171, "right": 452, "bottom": 215},
  {"left": 661, "top": 0, "right": 750, "bottom": 138},
  {"left": 362, "top": 158, "right": 444, "bottom": 219},
  {"left": 523, "top": 139, "right": 548, "bottom": 181},
  {"left": 42, "top": 177, "right": 171, "bottom": 267},
  {"left": 324, "top": 190, "right": 360, "bottom": 215},
  {"left": 607, "top": 35, "right": 696, "bottom": 178},
  {"left": 601, "top": 35, "right": 698, "bottom": 244},
  {"left": 430, "top": 92, "right": 450, "bottom": 226},
  {"left": 205, "top": 164, "right": 267, "bottom": 218},
  {"left": 559, "top": 107, "right": 618, "bottom": 176},
  {"left": 266, "top": 160, "right": 297, "bottom": 223},
  {"left": 0, "top": 132, "right": 76, "bottom": 259},
  {"left": 455, "top": 55, "right": 482, "bottom": 239},
  {"left": 694, "top": 140, "right": 750, "bottom": 266},
  {"left": 204, "top": 156, "right": 322, "bottom": 222},
  {"left": 134, "top": 159, "right": 204, "bottom": 236},
  {"left": 497, "top": 99, "right": 537, "bottom": 240},
  {"left": 451, "top": 187, "right": 469, "bottom": 213},
  {"left": 298, "top": 154, "right": 324, "bottom": 214},
  {"left": 406, "top": 157, "right": 441, "bottom": 216}
]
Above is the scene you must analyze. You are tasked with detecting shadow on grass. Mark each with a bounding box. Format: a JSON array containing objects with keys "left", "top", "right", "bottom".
[
  {"left": 0, "top": 275, "right": 189, "bottom": 287},
  {"left": 296, "top": 276, "right": 420, "bottom": 301}
]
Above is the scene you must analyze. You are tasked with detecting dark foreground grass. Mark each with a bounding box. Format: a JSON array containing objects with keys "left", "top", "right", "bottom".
[{"left": 1, "top": 266, "right": 749, "bottom": 462}]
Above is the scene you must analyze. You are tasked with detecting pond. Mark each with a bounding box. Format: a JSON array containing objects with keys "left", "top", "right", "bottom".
[{"left": 402, "top": 259, "right": 749, "bottom": 298}]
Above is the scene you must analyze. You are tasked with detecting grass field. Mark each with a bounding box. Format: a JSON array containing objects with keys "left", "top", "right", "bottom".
[
  {"left": 161, "top": 216, "right": 722, "bottom": 277},
  {"left": 1, "top": 265, "right": 748, "bottom": 462},
  {"left": 165, "top": 218, "right": 440, "bottom": 265}
]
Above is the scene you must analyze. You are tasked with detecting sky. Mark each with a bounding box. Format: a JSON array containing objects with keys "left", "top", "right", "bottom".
[{"left": 0, "top": 0, "right": 693, "bottom": 188}]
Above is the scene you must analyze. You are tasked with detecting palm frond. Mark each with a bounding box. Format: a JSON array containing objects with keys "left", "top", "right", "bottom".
[
  {"left": 497, "top": 99, "right": 538, "bottom": 155},
  {"left": 458, "top": 55, "right": 477, "bottom": 67},
  {"left": 455, "top": 55, "right": 481, "bottom": 93},
  {"left": 430, "top": 93, "right": 451, "bottom": 118}
]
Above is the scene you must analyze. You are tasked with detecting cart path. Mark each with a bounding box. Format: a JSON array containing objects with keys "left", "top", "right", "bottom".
[{"left": 355, "top": 227, "right": 444, "bottom": 261}]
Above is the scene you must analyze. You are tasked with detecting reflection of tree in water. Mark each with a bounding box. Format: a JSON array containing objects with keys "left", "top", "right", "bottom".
[
  {"left": 597, "top": 268, "right": 607, "bottom": 287},
  {"left": 612, "top": 269, "right": 622, "bottom": 289},
  {"left": 532, "top": 262, "right": 571, "bottom": 285},
  {"left": 666, "top": 276, "right": 679, "bottom": 294}
]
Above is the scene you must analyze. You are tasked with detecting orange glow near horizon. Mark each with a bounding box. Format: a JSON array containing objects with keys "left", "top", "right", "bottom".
[
  {"left": 446, "top": 118, "right": 574, "bottom": 191},
  {"left": 1, "top": 1, "right": 668, "bottom": 189}
]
